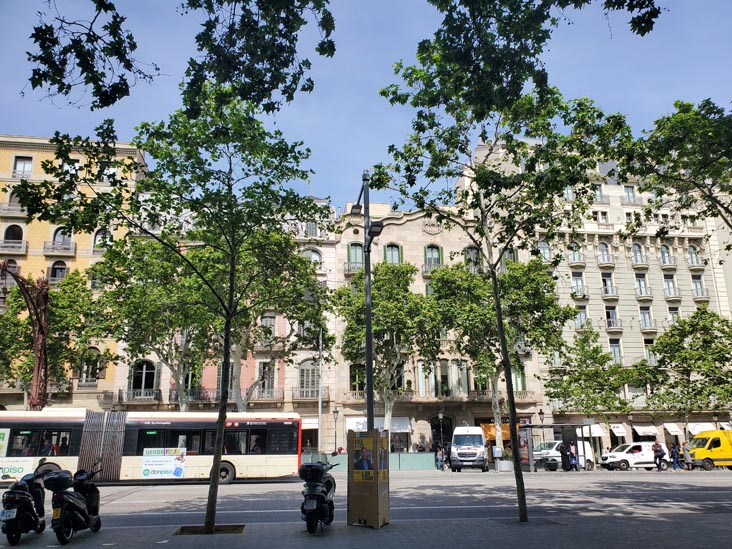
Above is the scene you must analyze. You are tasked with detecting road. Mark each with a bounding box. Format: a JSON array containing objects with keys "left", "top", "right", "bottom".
[{"left": 4, "top": 469, "right": 732, "bottom": 547}]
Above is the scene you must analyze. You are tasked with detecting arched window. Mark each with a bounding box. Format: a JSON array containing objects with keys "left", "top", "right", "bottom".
[
  {"left": 4, "top": 225, "right": 22, "bottom": 241},
  {"left": 93, "top": 229, "right": 112, "bottom": 249},
  {"left": 298, "top": 361, "right": 319, "bottom": 398},
  {"left": 301, "top": 248, "right": 322, "bottom": 266},
  {"left": 659, "top": 244, "right": 671, "bottom": 264},
  {"left": 538, "top": 241, "right": 551, "bottom": 262},
  {"left": 464, "top": 246, "right": 480, "bottom": 267},
  {"left": 631, "top": 243, "right": 644, "bottom": 263},
  {"left": 350, "top": 364, "right": 366, "bottom": 392},
  {"left": 130, "top": 360, "right": 158, "bottom": 396},
  {"left": 49, "top": 261, "right": 67, "bottom": 283},
  {"left": 78, "top": 347, "right": 105, "bottom": 381},
  {"left": 384, "top": 244, "right": 402, "bottom": 264},
  {"left": 424, "top": 245, "right": 442, "bottom": 272},
  {"left": 568, "top": 241, "right": 582, "bottom": 263},
  {"left": 348, "top": 243, "right": 364, "bottom": 271},
  {"left": 53, "top": 227, "right": 71, "bottom": 244},
  {"left": 688, "top": 245, "right": 700, "bottom": 266},
  {"left": 598, "top": 242, "right": 611, "bottom": 262}
]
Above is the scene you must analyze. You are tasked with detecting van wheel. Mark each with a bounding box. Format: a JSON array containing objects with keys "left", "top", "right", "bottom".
[
  {"left": 451, "top": 468, "right": 456, "bottom": 472},
  {"left": 219, "top": 462, "right": 235, "bottom": 484},
  {"left": 482, "top": 465, "right": 488, "bottom": 472},
  {"left": 585, "top": 460, "right": 594, "bottom": 471},
  {"left": 660, "top": 460, "right": 669, "bottom": 471},
  {"left": 702, "top": 459, "right": 715, "bottom": 471},
  {"left": 618, "top": 460, "right": 630, "bottom": 471}
]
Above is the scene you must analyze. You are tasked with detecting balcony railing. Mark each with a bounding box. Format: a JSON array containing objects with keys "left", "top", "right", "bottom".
[
  {"left": 571, "top": 286, "right": 589, "bottom": 300},
  {"left": 344, "top": 261, "right": 364, "bottom": 275},
  {"left": 593, "top": 193, "right": 610, "bottom": 204},
  {"left": 43, "top": 241, "right": 77, "bottom": 256},
  {"left": 621, "top": 196, "right": 644, "bottom": 206},
  {"left": 11, "top": 170, "right": 31, "bottom": 179},
  {"left": 567, "top": 252, "right": 586, "bottom": 267},
  {"left": 601, "top": 286, "right": 619, "bottom": 299},
  {"left": 74, "top": 379, "right": 99, "bottom": 391},
  {"left": 121, "top": 389, "right": 162, "bottom": 402},
  {"left": 597, "top": 254, "right": 615, "bottom": 268},
  {"left": 692, "top": 287, "right": 710, "bottom": 302},
  {"left": 0, "top": 240, "right": 27, "bottom": 254},
  {"left": 687, "top": 260, "right": 705, "bottom": 271},
  {"left": 631, "top": 255, "right": 649, "bottom": 269},
  {"left": 639, "top": 319, "right": 658, "bottom": 332},
  {"left": 0, "top": 204, "right": 26, "bottom": 217},
  {"left": 292, "top": 387, "right": 330, "bottom": 401},
  {"left": 659, "top": 255, "right": 677, "bottom": 270},
  {"left": 597, "top": 222, "right": 614, "bottom": 231},
  {"left": 422, "top": 263, "right": 443, "bottom": 276},
  {"left": 604, "top": 318, "right": 623, "bottom": 332},
  {"left": 635, "top": 287, "right": 653, "bottom": 300},
  {"left": 664, "top": 287, "right": 682, "bottom": 301}
]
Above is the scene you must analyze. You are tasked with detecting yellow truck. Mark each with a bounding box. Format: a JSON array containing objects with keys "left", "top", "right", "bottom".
[{"left": 689, "top": 430, "right": 732, "bottom": 470}]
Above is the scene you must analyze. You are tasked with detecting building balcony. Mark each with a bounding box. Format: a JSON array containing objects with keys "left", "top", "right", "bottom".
[
  {"left": 0, "top": 204, "right": 26, "bottom": 218},
  {"left": 249, "top": 387, "right": 284, "bottom": 402},
  {"left": 639, "top": 319, "right": 658, "bottom": 333},
  {"left": 0, "top": 240, "right": 27, "bottom": 254},
  {"left": 659, "top": 256, "right": 677, "bottom": 270},
  {"left": 570, "top": 286, "right": 589, "bottom": 300},
  {"left": 597, "top": 222, "right": 614, "bottom": 232},
  {"left": 631, "top": 255, "right": 649, "bottom": 269},
  {"left": 344, "top": 261, "right": 364, "bottom": 275},
  {"left": 604, "top": 318, "right": 623, "bottom": 333},
  {"left": 593, "top": 193, "right": 610, "bottom": 204},
  {"left": 601, "top": 286, "right": 619, "bottom": 300},
  {"left": 685, "top": 225, "right": 705, "bottom": 234},
  {"left": 120, "top": 389, "right": 162, "bottom": 402},
  {"left": 567, "top": 252, "right": 586, "bottom": 268},
  {"left": 664, "top": 287, "right": 682, "bottom": 301},
  {"left": 597, "top": 254, "right": 615, "bottom": 268},
  {"left": 635, "top": 288, "right": 653, "bottom": 301},
  {"left": 574, "top": 320, "right": 593, "bottom": 332},
  {"left": 0, "top": 381, "right": 23, "bottom": 394},
  {"left": 621, "top": 196, "right": 644, "bottom": 206},
  {"left": 422, "top": 263, "right": 443, "bottom": 276},
  {"left": 687, "top": 261, "right": 705, "bottom": 272},
  {"left": 11, "top": 170, "right": 32, "bottom": 179},
  {"left": 292, "top": 387, "right": 331, "bottom": 402},
  {"left": 43, "top": 241, "right": 77, "bottom": 256},
  {"left": 73, "top": 379, "right": 99, "bottom": 392},
  {"left": 169, "top": 388, "right": 221, "bottom": 403},
  {"left": 692, "top": 288, "right": 710, "bottom": 303}
]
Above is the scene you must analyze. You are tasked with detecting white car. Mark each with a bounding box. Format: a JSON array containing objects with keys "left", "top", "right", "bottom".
[
  {"left": 600, "top": 442, "right": 669, "bottom": 471},
  {"left": 532, "top": 440, "right": 595, "bottom": 471}
]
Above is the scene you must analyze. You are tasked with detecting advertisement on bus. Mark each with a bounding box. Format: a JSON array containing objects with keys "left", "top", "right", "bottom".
[{"left": 141, "top": 448, "right": 187, "bottom": 479}]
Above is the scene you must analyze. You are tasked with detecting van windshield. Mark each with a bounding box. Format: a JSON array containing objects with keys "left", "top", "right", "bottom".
[
  {"left": 453, "top": 435, "right": 483, "bottom": 447},
  {"left": 533, "top": 442, "right": 557, "bottom": 452},
  {"left": 610, "top": 445, "right": 629, "bottom": 453},
  {"left": 690, "top": 437, "right": 708, "bottom": 449}
]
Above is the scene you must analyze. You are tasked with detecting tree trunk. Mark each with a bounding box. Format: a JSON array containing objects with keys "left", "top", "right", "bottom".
[{"left": 491, "top": 369, "right": 503, "bottom": 449}]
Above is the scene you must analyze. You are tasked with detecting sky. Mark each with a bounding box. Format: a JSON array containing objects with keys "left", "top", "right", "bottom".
[{"left": 1, "top": 1, "right": 731, "bottom": 213}]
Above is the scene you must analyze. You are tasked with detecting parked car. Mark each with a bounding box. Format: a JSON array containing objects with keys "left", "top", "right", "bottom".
[
  {"left": 532, "top": 440, "right": 595, "bottom": 471},
  {"left": 600, "top": 441, "right": 669, "bottom": 471},
  {"left": 689, "top": 430, "right": 732, "bottom": 470}
]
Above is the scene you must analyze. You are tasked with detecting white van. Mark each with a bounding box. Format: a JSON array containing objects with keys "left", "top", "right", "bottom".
[
  {"left": 532, "top": 440, "right": 595, "bottom": 471},
  {"left": 449, "top": 427, "right": 489, "bottom": 472},
  {"left": 600, "top": 441, "right": 669, "bottom": 471}
]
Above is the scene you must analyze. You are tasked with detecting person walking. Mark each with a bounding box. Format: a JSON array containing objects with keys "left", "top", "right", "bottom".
[
  {"left": 682, "top": 440, "right": 693, "bottom": 471},
  {"left": 436, "top": 445, "right": 445, "bottom": 471},
  {"left": 669, "top": 443, "right": 682, "bottom": 471},
  {"left": 652, "top": 439, "right": 665, "bottom": 471},
  {"left": 560, "top": 442, "right": 570, "bottom": 471},
  {"left": 568, "top": 441, "right": 579, "bottom": 471}
]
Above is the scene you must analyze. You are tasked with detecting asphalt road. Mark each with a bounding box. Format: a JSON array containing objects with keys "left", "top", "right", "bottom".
[{"left": 3, "top": 469, "right": 731, "bottom": 547}]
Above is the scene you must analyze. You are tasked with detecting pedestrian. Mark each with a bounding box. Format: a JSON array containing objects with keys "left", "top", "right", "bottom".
[
  {"left": 568, "top": 441, "right": 578, "bottom": 471},
  {"left": 669, "top": 443, "right": 682, "bottom": 471},
  {"left": 652, "top": 439, "right": 665, "bottom": 471},
  {"left": 436, "top": 445, "right": 444, "bottom": 471},
  {"left": 682, "top": 440, "right": 693, "bottom": 471},
  {"left": 560, "top": 442, "right": 570, "bottom": 471}
]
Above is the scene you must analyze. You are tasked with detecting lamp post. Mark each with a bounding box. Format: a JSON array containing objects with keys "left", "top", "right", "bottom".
[
  {"left": 333, "top": 407, "right": 340, "bottom": 453},
  {"left": 538, "top": 408, "right": 545, "bottom": 442},
  {"left": 351, "top": 170, "right": 384, "bottom": 432},
  {"left": 438, "top": 411, "right": 444, "bottom": 449},
  {"left": 712, "top": 413, "right": 718, "bottom": 430},
  {"left": 628, "top": 413, "right": 634, "bottom": 443}
]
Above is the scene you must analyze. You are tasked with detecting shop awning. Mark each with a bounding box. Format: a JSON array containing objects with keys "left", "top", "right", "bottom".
[
  {"left": 721, "top": 422, "right": 732, "bottom": 431},
  {"left": 663, "top": 422, "right": 683, "bottom": 436},
  {"left": 688, "top": 422, "right": 716, "bottom": 435},
  {"left": 301, "top": 418, "right": 319, "bottom": 429},
  {"left": 610, "top": 423, "right": 627, "bottom": 437},
  {"left": 576, "top": 424, "right": 606, "bottom": 438},
  {"left": 345, "top": 416, "right": 411, "bottom": 433},
  {"left": 633, "top": 424, "right": 659, "bottom": 437}
]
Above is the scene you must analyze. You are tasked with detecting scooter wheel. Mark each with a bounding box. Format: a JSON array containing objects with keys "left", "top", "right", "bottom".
[
  {"left": 323, "top": 501, "right": 334, "bottom": 525},
  {"left": 305, "top": 512, "right": 318, "bottom": 534},
  {"left": 36, "top": 518, "right": 46, "bottom": 533},
  {"left": 6, "top": 531, "right": 21, "bottom": 546},
  {"left": 54, "top": 514, "right": 74, "bottom": 545},
  {"left": 90, "top": 516, "right": 102, "bottom": 532}
]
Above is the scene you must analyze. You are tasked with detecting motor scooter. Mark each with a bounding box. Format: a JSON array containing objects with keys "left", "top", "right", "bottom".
[
  {"left": 0, "top": 461, "right": 48, "bottom": 545},
  {"left": 299, "top": 461, "right": 337, "bottom": 534},
  {"left": 44, "top": 458, "right": 102, "bottom": 545}
]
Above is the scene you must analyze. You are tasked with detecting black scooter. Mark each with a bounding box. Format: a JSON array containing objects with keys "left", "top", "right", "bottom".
[
  {"left": 44, "top": 459, "right": 102, "bottom": 545},
  {"left": 0, "top": 461, "right": 47, "bottom": 545},
  {"left": 299, "top": 461, "right": 337, "bottom": 534}
]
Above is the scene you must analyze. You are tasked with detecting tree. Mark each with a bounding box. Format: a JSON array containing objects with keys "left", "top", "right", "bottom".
[
  {"left": 431, "top": 260, "right": 574, "bottom": 445},
  {"left": 334, "top": 262, "right": 441, "bottom": 433},
  {"left": 11, "top": 84, "right": 330, "bottom": 533},
  {"left": 544, "top": 328, "right": 633, "bottom": 419},
  {"left": 643, "top": 307, "right": 732, "bottom": 435}
]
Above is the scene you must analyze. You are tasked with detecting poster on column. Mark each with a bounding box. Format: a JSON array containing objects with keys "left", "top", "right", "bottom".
[
  {"left": 141, "top": 448, "right": 187, "bottom": 479},
  {"left": 352, "top": 436, "right": 375, "bottom": 482}
]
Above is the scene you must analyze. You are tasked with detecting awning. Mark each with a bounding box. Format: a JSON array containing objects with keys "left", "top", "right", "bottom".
[
  {"left": 721, "top": 422, "right": 732, "bottom": 431},
  {"left": 301, "top": 418, "right": 319, "bottom": 429},
  {"left": 633, "top": 424, "right": 659, "bottom": 437},
  {"left": 345, "top": 416, "right": 411, "bottom": 433},
  {"left": 688, "top": 422, "right": 716, "bottom": 435},
  {"left": 663, "top": 422, "right": 683, "bottom": 436},
  {"left": 576, "top": 424, "right": 606, "bottom": 438},
  {"left": 610, "top": 423, "right": 627, "bottom": 437}
]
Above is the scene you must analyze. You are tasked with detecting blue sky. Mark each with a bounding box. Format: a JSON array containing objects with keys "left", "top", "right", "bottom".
[{"left": 1, "top": 1, "right": 730, "bottom": 212}]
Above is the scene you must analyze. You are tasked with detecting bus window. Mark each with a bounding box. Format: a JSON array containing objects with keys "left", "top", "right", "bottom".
[
  {"left": 223, "top": 431, "right": 248, "bottom": 455},
  {"left": 250, "top": 430, "right": 266, "bottom": 455},
  {"left": 267, "top": 428, "right": 298, "bottom": 454},
  {"left": 136, "top": 429, "right": 165, "bottom": 455},
  {"left": 39, "top": 430, "right": 73, "bottom": 456},
  {"left": 9, "top": 430, "right": 39, "bottom": 456},
  {"left": 168, "top": 430, "right": 202, "bottom": 455}
]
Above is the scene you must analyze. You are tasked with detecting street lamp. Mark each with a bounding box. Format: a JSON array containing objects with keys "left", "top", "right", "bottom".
[
  {"left": 628, "top": 413, "right": 634, "bottom": 443},
  {"left": 351, "top": 170, "right": 384, "bottom": 432},
  {"left": 333, "top": 407, "right": 340, "bottom": 453},
  {"left": 712, "top": 412, "right": 719, "bottom": 430},
  {"left": 538, "top": 408, "right": 545, "bottom": 442},
  {"left": 438, "top": 411, "right": 444, "bottom": 449}
]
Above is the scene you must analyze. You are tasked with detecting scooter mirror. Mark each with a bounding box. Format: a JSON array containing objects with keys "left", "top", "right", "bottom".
[{"left": 38, "top": 458, "right": 46, "bottom": 465}]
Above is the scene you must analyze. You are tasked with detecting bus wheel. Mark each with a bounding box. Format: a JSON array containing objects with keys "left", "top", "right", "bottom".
[{"left": 219, "top": 462, "right": 235, "bottom": 484}]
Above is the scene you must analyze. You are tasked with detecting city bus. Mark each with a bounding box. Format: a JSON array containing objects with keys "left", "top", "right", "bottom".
[{"left": 0, "top": 409, "right": 302, "bottom": 483}]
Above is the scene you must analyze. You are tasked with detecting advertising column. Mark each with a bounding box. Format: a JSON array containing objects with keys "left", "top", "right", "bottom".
[{"left": 346, "top": 429, "right": 390, "bottom": 529}]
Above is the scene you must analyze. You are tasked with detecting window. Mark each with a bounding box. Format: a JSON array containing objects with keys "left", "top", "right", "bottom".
[
  {"left": 599, "top": 211, "right": 609, "bottom": 223},
  {"left": 258, "top": 362, "right": 274, "bottom": 396},
  {"left": 424, "top": 245, "right": 442, "bottom": 270},
  {"left": 688, "top": 245, "right": 700, "bottom": 266},
  {"left": 49, "top": 261, "right": 67, "bottom": 283},
  {"left": 61, "top": 159, "right": 80, "bottom": 174},
  {"left": 130, "top": 360, "right": 158, "bottom": 392},
  {"left": 12, "top": 157, "right": 32, "bottom": 178},
  {"left": 601, "top": 272, "right": 614, "bottom": 293},
  {"left": 631, "top": 243, "right": 645, "bottom": 263},
  {"left": 464, "top": 246, "right": 480, "bottom": 269},
  {"left": 301, "top": 248, "right": 322, "bottom": 266},
  {"left": 605, "top": 306, "right": 618, "bottom": 327},
  {"left": 53, "top": 227, "right": 71, "bottom": 245},
  {"left": 384, "top": 244, "right": 402, "bottom": 264},
  {"left": 4, "top": 225, "right": 22, "bottom": 241},
  {"left": 575, "top": 306, "right": 588, "bottom": 328},
  {"left": 78, "top": 347, "right": 105, "bottom": 381},
  {"left": 93, "top": 229, "right": 112, "bottom": 249},
  {"left": 348, "top": 243, "right": 364, "bottom": 269},
  {"left": 568, "top": 242, "right": 582, "bottom": 263},
  {"left": 692, "top": 274, "right": 704, "bottom": 296},
  {"left": 659, "top": 245, "right": 672, "bottom": 265},
  {"left": 593, "top": 185, "right": 603, "bottom": 201},
  {"left": 298, "top": 361, "right": 319, "bottom": 398},
  {"left": 609, "top": 339, "right": 622, "bottom": 364},
  {"left": 625, "top": 212, "right": 633, "bottom": 223},
  {"left": 563, "top": 186, "right": 574, "bottom": 200},
  {"left": 598, "top": 242, "right": 611, "bottom": 262},
  {"left": 511, "top": 369, "right": 527, "bottom": 391},
  {"left": 350, "top": 364, "right": 366, "bottom": 392},
  {"left": 259, "top": 313, "right": 276, "bottom": 342},
  {"left": 639, "top": 307, "right": 653, "bottom": 328},
  {"left": 664, "top": 274, "right": 676, "bottom": 296},
  {"left": 538, "top": 241, "right": 551, "bottom": 262},
  {"left": 304, "top": 221, "right": 319, "bottom": 238},
  {"left": 571, "top": 272, "right": 584, "bottom": 293},
  {"left": 624, "top": 185, "right": 636, "bottom": 202},
  {"left": 635, "top": 273, "right": 648, "bottom": 294},
  {"left": 668, "top": 306, "right": 680, "bottom": 323},
  {"left": 425, "top": 283, "right": 433, "bottom": 296},
  {"left": 644, "top": 339, "right": 656, "bottom": 365}
]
